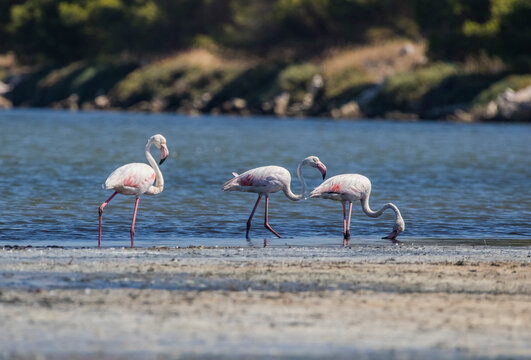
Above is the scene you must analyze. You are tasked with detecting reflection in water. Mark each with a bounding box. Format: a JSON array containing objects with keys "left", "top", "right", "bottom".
[{"left": 0, "top": 109, "right": 530, "bottom": 247}]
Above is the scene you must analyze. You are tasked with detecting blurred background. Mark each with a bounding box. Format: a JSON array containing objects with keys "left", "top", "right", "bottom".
[{"left": 0, "top": 0, "right": 530, "bottom": 121}]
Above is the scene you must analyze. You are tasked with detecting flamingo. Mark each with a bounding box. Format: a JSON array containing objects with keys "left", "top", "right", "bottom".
[
  {"left": 223, "top": 156, "right": 327, "bottom": 239},
  {"left": 98, "top": 134, "right": 169, "bottom": 248},
  {"left": 310, "top": 174, "right": 405, "bottom": 246}
]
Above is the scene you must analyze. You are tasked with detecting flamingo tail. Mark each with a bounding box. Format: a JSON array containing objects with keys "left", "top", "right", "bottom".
[{"left": 223, "top": 172, "right": 240, "bottom": 191}]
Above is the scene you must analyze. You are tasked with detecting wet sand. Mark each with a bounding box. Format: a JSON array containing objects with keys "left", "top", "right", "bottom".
[{"left": 0, "top": 244, "right": 530, "bottom": 359}]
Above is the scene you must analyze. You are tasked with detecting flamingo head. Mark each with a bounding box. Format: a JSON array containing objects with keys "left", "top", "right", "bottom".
[
  {"left": 148, "top": 134, "right": 169, "bottom": 165},
  {"left": 303, "top": 156, "right": 327, "bottom": 180},
  {"left": 382, "top": 218, "right": 405, "bottom": 243}
]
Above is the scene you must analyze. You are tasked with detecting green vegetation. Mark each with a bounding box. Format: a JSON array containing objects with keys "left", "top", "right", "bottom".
[
  {"left": 1, "top": 0, "right": 417, "bottom": 62},
  {"left": 1, "top": 1, "right": 530, "bottom": 120},
  {"left": 473, "top": 75, "right": 531, "bottom": 106},
  {"left": 2, "top": 0, "right": 528, "bottom": 72},
  {"left": 108, "top": 50, "right": 248, "bottom": 111},
  {"left": 6, "top": 0, "right": 163, "bottom": 62},
  {"left": 110, "top": 60, "right": 322, "bottom": 112},
  {"left": 6, "top": 60, "right": 137, "bottom": 106},
  {"left": 325, "top": 67, "right": 371, "bottom": 100},
  {"left": 367, "top": 64, "right": 458, "bottom": 115},
  {"left": 417, "top": 0, "right": 531, "bottom": 71},
  {"left": 276, "top": 63, "right": 321, "bottom": 102}
]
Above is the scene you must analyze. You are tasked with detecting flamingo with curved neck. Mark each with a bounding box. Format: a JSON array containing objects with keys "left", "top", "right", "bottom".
[
  {"left": 223, "top": 156, "right": 327, "bottom": 239},
  {"left": 282, "top": 159, "right": 312, "bottom": 201},
  {"left": 98, "top": 134, "right": 169, "bottom": 248},
  {"left": 310, "top": 173, "right": 405, "bottom": 245}
]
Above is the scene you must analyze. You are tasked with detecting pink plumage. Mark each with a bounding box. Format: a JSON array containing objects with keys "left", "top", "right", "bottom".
[
  {"left": 98, "top": 134, "right": 169, "bottom": 248},
  {"left": 104, "top": 163, "right": 157, "bottom": 195},
  {"left": 223, "top": 156, "right": 327, "bottom": 240},
  {"left": 310, "top": 174, "right": 370, "bottom": 202},
  {"left": 311, "top": 174, "right": 405, "bottom": 245},
  {"left": 223, "top": 166, "right": 288, "bottom": 195}
]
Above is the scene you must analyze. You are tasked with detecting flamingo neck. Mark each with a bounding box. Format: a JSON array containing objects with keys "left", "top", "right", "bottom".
[
  {"left": 145, "top": 141, "right": 164, "bottom": 195},
  {"left": 283, "top": 161, "right": 306, "bottom": 201},
  {"left": 361, "top": 195, "right": 404, "bottom": 230}
]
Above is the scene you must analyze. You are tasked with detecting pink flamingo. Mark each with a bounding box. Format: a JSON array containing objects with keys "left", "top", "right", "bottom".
[
  {"left": 310, "top": 174, "right": 405, "bottom": 246},
  {"left": 223, "top": 156, "right": 327, "bottom": 239},
  {"left": 98, "top": 134, "right": 169, "bottom": 248}
]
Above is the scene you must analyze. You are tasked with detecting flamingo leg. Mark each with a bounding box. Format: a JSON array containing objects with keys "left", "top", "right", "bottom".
[
  {"left": 345, "top": 202, "right": 353, "bottom": 246},
  {"left": 342, "top": 201, "right": 348, "bottom": 245},
  {"left": 98, "top": 191, "right": 118, "bottom": 248},
  {"left": 246, "top": 195, "right": 262, "bottom": 239},
  {"left": 130, "top": 197, "right": 140, "bottom": 248},
  {"left": 264, "top": 195, "right": 281, "bottom": 238}
]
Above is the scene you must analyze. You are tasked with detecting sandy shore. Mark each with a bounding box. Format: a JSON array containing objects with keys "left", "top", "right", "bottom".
[{"left": 0, "top": 244, "right": 530, "bottom": 359}]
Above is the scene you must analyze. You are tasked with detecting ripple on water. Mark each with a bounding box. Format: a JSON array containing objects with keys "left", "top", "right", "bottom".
[{"left": 0, "top": 109, "right": 530, "bottom": 247}]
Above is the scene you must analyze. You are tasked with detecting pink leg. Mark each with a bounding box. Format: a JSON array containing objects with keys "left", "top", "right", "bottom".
[
  {"left": 342, "top": 202, "right": 348, "bottom": 246},
  {"left": 246, "top": 195, "right": 262, "bottom": 239},
  {"left": 130, "top": 197, "right": 140, "bottom": 248},
  {"left": 264, "top": 195, "right": 281, "bottom": 238},
  {"left": 345, "top": 202, "right": 353, "bottom": 246},
  {"left": 98, "top": 191, "right": 118, "bottom": 248}
]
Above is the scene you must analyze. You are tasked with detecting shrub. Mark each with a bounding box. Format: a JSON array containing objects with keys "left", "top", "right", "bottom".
[
  {"left": 367, "top": 63, "right": 458, "bottom": 114},
  {"left": 110, "top": 50, "right": 245, "bottom": 108},
  {"left": 277, "top": 63, "right": 321, "bottom": 102},
  {"left": 7, "top": 0, "right": 162, "bottom": 63},
  {"left": 473, "top": 75, "right": 531, "bottom": 106},
  {"left": 416, "top": 0, "right": 531, "bottom": 71},
  {"left": 325, "top": 67, "right": 371, "bottom": 100}
]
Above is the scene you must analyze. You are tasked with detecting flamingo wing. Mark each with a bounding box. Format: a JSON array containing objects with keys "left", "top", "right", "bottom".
[
  {"left": 104, "top": 163, "right": 156, "bottom": 195},
  {"left": 223, "top": 166, "right": 287, "bottom": 193},
  {"left": 310, "top": 174, "right": 370, "bottom": 201}
]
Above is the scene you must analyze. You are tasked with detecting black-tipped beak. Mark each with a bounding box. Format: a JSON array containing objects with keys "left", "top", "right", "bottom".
[
  {"left": 382, "top": 230, "right": 398, "bottom": 240},
  {"left": 382, "top": 230, "right": 401, "bottom": 243},
  {"left": 317, "top": 162, "right": 327, "bottom": 180},
  {"left": 159, "top": 144, "right": 169, "bottom": 165}
]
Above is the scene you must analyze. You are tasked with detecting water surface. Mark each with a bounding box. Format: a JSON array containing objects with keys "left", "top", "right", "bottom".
[{"left": 0, "top": 109, "right": 529, "bottom": 247}]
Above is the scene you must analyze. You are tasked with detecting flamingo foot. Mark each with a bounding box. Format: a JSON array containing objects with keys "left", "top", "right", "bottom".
[
  {"left": 246, "top": 226, "right": 251, "bottom": 240},
  {"left": 98, "top": 208, "right": 103, "bottom": 248},
  {"left": 130, "top": 229, "right": 135, "bottom": 248},
  {"left": 342, "top": 230, "right": 350, "bottom": 246},
  {"left": 382, "top": 230, "right": 402, "bottom": 245},
  {"left": 264, "top": 223, "right": 281, "bottom": 238}
]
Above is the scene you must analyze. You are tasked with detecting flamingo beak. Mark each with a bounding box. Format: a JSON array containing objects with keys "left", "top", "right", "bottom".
[
  {"left": 159, "top": 144, "right": 169, "bottom": 165},
  {"left": 382, "top": 230, "right": 401, "bottom": 243},
  {"left": 317, "top": 162, "right": 327, "bottom": 180}
]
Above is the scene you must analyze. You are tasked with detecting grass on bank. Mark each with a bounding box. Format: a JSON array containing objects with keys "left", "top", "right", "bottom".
[
  {"left": 3, "top": 43, "right": 530, "bottom": 119},
  {"left": 5, "top": 60, "right": 137, "bottom": 106},
  {"left": 111, "top": 52, "right": 323, "bottom": 111},
  {"left": 110, "top": 49, "right": 250, "bottom": 109},
  {"left": 322, "top": 40, "right": 427, "bottom": 82},
  {"left": 109, "top": 40, "right": 428, "bottom": 113},
  {"left": 473, "top": 74, "right": 531, "bottom": 106}
]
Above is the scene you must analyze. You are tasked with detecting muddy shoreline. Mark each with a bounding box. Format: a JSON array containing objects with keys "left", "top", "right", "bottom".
[{"left": 1, "top": 245, "right": 530, "bottom": 359}]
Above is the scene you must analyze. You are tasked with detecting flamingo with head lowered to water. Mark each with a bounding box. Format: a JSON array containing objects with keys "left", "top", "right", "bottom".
[
  {"left": 98, "top": 134, "right": 169, "bottom": 248},
  {"left": 223, "top": 156, "right": 327, "bottom": 239},
  {"left": 310, "top": 173, "right": 405, "bottom": 246}
]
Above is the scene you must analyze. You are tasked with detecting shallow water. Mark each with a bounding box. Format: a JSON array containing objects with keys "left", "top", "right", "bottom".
[{"left": 0, "top": 109, "right": 530, "bottom": 247}]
